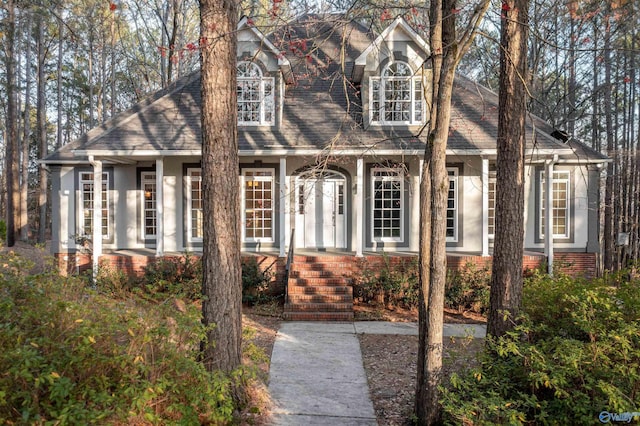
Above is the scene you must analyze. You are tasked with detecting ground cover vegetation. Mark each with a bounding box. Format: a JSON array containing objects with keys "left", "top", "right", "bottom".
[
  {"left": 441, "top": 269, "right": 640, "bottom": 425},
  {"left": 0, "top": 251, "right": 275, "bottom": 424},
  {"left": 353, "top": 258, "right": 492, "bottom": 316}
]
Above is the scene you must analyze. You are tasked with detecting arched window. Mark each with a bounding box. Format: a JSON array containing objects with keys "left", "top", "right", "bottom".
[
  {"left": 237, "top": 62, "right": 275, "bottom": 125},
  {"left": 370, "top": 61, "right": 424, "bottom": 125}
]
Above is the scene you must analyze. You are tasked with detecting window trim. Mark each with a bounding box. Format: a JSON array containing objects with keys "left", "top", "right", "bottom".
[
  {"left": 538, "top": 170, "right": 571, "bottom": 240},
  {"left": 241, "top": 168, "right": 275, "bottom": 243},
  {"left": 185, "top": 167, "right": 203, "bottom": 243},
  {"left": 78, "top": 170, "right": 111, "bottom": 240},
  {"left": 369, "top": 61, "right": 424, "bottom": 126},
  {"left": 140, "top": 171, "right": 157, "bottom": 240},
  {"left": 371, "top": 167, "right": 405, "bottom": 243},
  {"left": 237, "top": 61, "right": 275, "bottom": 126}
]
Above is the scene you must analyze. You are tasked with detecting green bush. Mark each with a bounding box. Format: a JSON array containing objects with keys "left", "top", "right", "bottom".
[
  {"left": 0, "top": 220, "right": 6, "bottom": 242},
  {"left": 138, "top": 253, "right": 203, "bottom": 300},
  {"left": 354, "top": 258, "right": 490, "bottom": 313},
  {"left": 353, "top": 256, "right": 419, "bottom": 309},
  {"left": 242, "top": 257, "right": 274, "bottom": 305},
  {"left": 445, "top": 263, "right": 491, "bottom": 314},
  {"left": 0, "top": 251, "right": 236, "bottom": 424},
  {"left": 441, "top": 270, "right": 640, "bottom": 425}
]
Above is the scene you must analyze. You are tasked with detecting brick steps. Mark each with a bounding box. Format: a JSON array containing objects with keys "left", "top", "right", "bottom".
[{"left": 285, "top": 256, "right": 354, "bottom": 321}]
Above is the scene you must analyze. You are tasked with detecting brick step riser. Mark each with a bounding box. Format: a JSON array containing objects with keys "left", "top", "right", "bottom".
[
  {"left": 291, "top": 265, "right": 353, "bottom": 273},
  {"left": 289, "top": 270, "right": 350, "bottom": 278},
  {"left": 285, "top": 302, "right": 353, "bottom": 312},
  {"left": 288, "top": 286, "right": 352, "bottom": 295},
  {"left": 283, "top": 312, "right": 355, "bottom": 321},
  {"left": 288, "top": 294, "right": 352, "bottom": 303},
  {"left": 289, "top": 278, "right": 350, "bottom": 286}
]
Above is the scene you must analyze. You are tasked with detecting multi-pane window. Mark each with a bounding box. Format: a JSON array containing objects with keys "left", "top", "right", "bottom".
[
  {"left": 372, "top": 168, "right": 403, "bottom": 241},
  {"left": 540, "top": 170, "right": 570, "bottom": 238},
  {"left": 237, "top": 62, "right": 275, "bottom": 125},
  {"left": 446, "top": 168, "right": 458, "bottom": 241},
  {"left": 141, "top": 172, "right": 157, "bottom": 239},
  {"left": 79, "top": 171, "right": 109, "bottom": 239},
  {"left": 370, "top": 61, "right": 424, "bottom": 125},
  {"left": 187, "top": 168, "right": 203, "bottom": 240},
  {"left": 488, "top": 169, "right": 496, "bottom": 237},
  {"left": 243, "top": 169, "right": 274, "bottom": 241}
]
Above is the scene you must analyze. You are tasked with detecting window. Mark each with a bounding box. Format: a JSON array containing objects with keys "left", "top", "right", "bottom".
[
  {"left": 243, "top": 169, "right": 274, "bottom": 241},
  {"left": 370, "top": 61, "right": 424, "bottom": 125},
  {"left": 237, "top": 62, "right": 275, "bottom": 125},
  {"left": 372, "top": 168, "right": 403, "bottom": 241},
  {"left": 488, "top": 169, "right": 496, "bottom": 238},
  {"left": 79, "top": 171, "right": 109, "bottom": 239},
  {"left": 141, "top": 171, "right": 157, "bottom": 239},
  {"left": 186, "top": 168, "right": 203, "bottom": 241},
  {"left": 540, "top": 170, "right": 570, "bottom": 239},
  {"left": 446, "top": 168, "right": 458, "bottom": 241}
]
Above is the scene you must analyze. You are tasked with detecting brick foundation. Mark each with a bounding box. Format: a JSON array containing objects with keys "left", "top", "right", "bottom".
[{"left": 54, "top": 251, "right": 597, "bottom": 283}]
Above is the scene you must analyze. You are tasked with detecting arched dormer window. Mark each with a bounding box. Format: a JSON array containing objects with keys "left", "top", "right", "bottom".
[
  {"left": 370, "top": 61, "right": 424, "bottom": 125},
  {"left": 237, "top": 61, "right": 275, "bottom": 125}
]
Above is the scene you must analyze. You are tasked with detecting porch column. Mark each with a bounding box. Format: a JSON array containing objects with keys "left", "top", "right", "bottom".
[
  {"left": 279, "top": 157, "right": 287, "bottom": 257},
  {"left": 481, "top": 158, "right": 489, "bottom": 257},
  {"left": 156, "top": 157, "right": 165, "bottom": 257},
  {"left": 89, "top": 156, "right": 102, "bottom": 281},
  {"left": 544, "top": 157, "right": 556, "bottom": 275},
  {"left": 410, "top": 159, "right": 422, "bottom": 252},
  {"left": 355, "top": 157, "right": 364, "bottom": 256}
]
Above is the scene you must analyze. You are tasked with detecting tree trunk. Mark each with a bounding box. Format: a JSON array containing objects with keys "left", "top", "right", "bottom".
[
  {"left": 5, "top": 0, "right": 20, "bottom": 247},
  {"left": 57, "top": 4, "right": 63, "bottom": 149},
  {"left": 603, "top": 16, "right": 615, "bottom": 272},
  {"left": 21, "top": 15, "right": 32, "bottom": 242},
  {"left": 37, "top": 18, "right": 48, "bottom": 244},
  {"left": 488, "top": 0, "right": 529, "bottom": 338},
  {"left": 199, "top": 0, "right": 242, "bottom": 373},
  {"left": 415, "top": 0, "right": 490, "bottom": 423}
]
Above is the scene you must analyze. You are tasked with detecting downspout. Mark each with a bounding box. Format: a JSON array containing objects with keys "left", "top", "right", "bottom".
[
  {"left": 88, "top": 155, "right": 103, "bottom": 283},
  {"left": 544, "top": 155, "right": 558, "bottom": 275}
]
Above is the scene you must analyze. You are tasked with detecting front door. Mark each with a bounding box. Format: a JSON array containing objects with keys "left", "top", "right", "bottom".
[{"left": 295, "top": 173, "right": 346, "bottom": 249}]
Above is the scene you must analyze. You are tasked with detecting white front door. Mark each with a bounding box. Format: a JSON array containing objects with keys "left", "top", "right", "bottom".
[{"left": 295, "top": 174, "right": 346, "bottom": 249}]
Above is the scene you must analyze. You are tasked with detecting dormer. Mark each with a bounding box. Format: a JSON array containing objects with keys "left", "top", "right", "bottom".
[
  {"left": 236, "top": 17, "right": 292, "bottom": 127},
  {"left": 353, "top": 17, "right": 431, "bottom": 127}
]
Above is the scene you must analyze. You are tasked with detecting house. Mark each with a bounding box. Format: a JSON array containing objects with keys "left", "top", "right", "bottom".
[{"left": 44, "top": 15, "right": 607, "bottom": 318}]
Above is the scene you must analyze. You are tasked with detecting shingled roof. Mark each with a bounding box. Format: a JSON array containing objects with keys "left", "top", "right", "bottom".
[{"left": 44, "top": 14, "right": 606, "bottom": 164}]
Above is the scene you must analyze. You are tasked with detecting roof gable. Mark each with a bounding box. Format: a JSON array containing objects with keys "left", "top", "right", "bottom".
[
  {"left": 237, "top": 16, "right": 293, "bottom": 83},
  {"left": 352, "top": 16, "right": 430, "bottom": 82}
]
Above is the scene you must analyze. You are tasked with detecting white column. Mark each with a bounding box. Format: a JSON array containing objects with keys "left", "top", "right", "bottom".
[
  {"left": 410, "top": 159, "right": 422, "bottom": 252},
  {"left": 156, "top": 158, "right": 165, "bottom": 257},
  {"left": 544, "top": 158, "right": 555, "bottom": 275},
  {"left": 356, "top": 158, "right": 364, "bottom": 256},
  {"left": 89, "top": 157, "right": 102, "bottom": 281},
  {"left": 279, "top": 157, "right": 287, "bottom": 257},
  {"left": 481, "top": 158, "right": 489, "bottom": 257}
]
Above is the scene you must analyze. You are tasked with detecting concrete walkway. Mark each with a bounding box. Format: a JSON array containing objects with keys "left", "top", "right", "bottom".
[{"left": 268, "top": 321, "right": 486, "bottom": 425}]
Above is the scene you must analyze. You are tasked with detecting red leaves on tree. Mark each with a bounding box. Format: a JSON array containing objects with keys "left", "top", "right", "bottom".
[
  {"left": 380, "top": 9, "right": 392, "bottom": 22},
  {"left": 109, "top": 2, "right": 117, "bottom": 11},
  {"left": 411, "top": 7, "right": 418, "bottom": 16},
  {"left": 623, "top": 76, "right": 631, "bottom": 83},
  {"left": 452, "top": 7, "right": 461, "bottom": 14},
  {"left": 501, "top": 2, "right": 511, "bottom": 11},
  {"left": 186, "top": 42, "right": 197, "bottom": 52},
  {"left": 246, "top": 17, "right": 255, "bottom": 26}
]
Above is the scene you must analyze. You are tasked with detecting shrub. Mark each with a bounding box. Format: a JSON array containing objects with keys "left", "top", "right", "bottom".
[
  {"left": 0, "top": 220, "right": 6, "bottom": 242},
  {"left": 138, "top": 253, "right": 203, "bottom": 300},
  {"left": 441, "top": 270, "right": 640, "bottom": 425},
  {"left": 353, "top": 256, "right": 419, "bottom": 309},
  {"left": 0, "top": 251, "right": 237, "bottom": 424},
  {"left": 445, "top": 263, "right": 491, "bottom": 314},
  {"left": 242, "top": 257, "right": 274, "bottom": 305}
]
